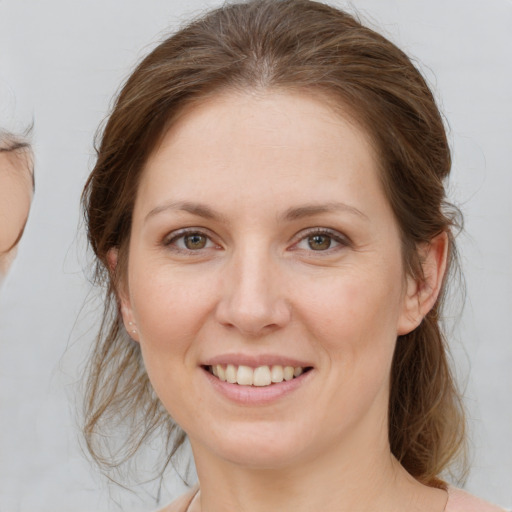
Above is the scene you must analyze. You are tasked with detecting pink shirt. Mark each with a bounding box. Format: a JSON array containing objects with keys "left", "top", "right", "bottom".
[
  {"left": 161, "top": 486, "right": 508, "bottom": 511},
  {"left": 446, "top": 487, "right": 508, "bottom": 512}
]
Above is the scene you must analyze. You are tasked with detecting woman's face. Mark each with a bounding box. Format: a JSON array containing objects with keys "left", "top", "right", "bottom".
[
  {"left": 0, "top": 151, "right": 33, "bottom": 278},
  {"left": 120, "top": 91, "right": 420, "bottom": 469}
]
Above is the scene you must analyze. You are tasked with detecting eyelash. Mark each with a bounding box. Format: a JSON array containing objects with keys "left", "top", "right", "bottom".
[
  {"left": 162, "top": 227, "right": 350, "bottom": 255},
  {"left": 163, "top": 228, "right": 218, "bottom": 255}
]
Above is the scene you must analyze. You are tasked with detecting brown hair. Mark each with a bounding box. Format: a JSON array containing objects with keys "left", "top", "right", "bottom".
[{"left": 82, "top": 0, "right": 466, "bottom": 487}]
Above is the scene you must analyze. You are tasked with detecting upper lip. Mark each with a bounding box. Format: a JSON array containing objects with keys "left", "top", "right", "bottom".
[{"left": 202, "top": 353, "right": 313, "bottom": 368}]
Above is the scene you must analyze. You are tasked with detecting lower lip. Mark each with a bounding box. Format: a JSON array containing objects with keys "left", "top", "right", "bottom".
[{"left": 202, "top": 367, "right": 313, "bottom": 405}]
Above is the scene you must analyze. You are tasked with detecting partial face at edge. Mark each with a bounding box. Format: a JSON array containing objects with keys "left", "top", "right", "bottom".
[
  {"left": 116, "top": 90, "right": 439, "bottom": 469},
  {"left": 0, "top": 151, "right": 33, "bottom": 278}
]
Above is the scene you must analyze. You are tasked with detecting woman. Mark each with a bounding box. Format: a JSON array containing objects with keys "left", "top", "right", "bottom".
[
  {"left": 81, "top": 1, "right": 506, "bottom": 510},
  {"left": 0, "top": 130, "right": 33, "bottom": 284}
]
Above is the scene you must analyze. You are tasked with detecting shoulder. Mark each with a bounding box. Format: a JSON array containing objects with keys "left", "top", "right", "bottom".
[
  {"left": 157, "top": 486, "right": 199, "bottom": 512},
  {"left": 446, "top": 487, "right": 509, "bottom": 512}
]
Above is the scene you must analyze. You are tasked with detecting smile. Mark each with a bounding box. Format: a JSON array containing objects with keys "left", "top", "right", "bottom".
[{"left": 206, "top": 364, "right": 312, "bottom": 387}]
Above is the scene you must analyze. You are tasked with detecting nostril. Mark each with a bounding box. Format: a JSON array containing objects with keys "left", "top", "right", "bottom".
[
  {"left": 215, "top": 300, "right": 291, "bottom": 336},
  {"left": 214, "top": 267, "right": 292, "bottom": 334}
]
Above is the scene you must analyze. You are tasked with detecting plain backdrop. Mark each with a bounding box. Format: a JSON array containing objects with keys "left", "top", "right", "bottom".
[{"left": 0, "top": 0, "right": 511, "bottom": 510}]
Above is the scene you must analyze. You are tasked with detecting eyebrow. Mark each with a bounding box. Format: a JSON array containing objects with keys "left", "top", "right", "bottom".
[
  {"left": 145, "top": 201, "right": 229, "bottom": 223},
  {"left": 144, "top": 200, "right": 368, "bottom": 224},
  {"left": 281, "top": 202, "right": 368, "bottom": 222}
]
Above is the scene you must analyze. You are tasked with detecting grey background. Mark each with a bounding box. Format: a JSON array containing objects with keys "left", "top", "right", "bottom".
[{"left": 0, "top": 0, "right": 511, "bottom": 510}]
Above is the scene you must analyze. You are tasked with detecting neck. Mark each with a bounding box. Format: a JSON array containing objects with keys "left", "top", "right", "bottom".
[{"left": 190, "top": 428, "right": 447, "bottom": 512}]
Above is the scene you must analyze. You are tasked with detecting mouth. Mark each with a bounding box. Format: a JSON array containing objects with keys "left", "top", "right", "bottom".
[{"left": 203, "top": 364, "right": 313, "bottom": 387}]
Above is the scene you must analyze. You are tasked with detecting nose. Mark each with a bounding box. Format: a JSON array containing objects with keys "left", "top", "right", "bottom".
[{"left": 214, "top": 245, "right": 292, "bottom": 336}]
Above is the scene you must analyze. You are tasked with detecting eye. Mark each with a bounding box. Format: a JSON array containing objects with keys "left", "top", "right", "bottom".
[
  {"left": 306, "top": 233, "right": 333, "bottom": 251},
  {"left": 292, "top": 228, "right": 349, "bottom": 253},
  {"left": 164, "top": 229, "right": 217, "bottom": 253},
  {"left": 182, "top": 233, "right": 208, "bottom": 250}
]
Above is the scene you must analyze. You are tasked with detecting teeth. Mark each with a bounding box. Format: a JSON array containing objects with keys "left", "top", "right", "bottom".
[
  {"left": 283, "top": 366, "right": 294, "bottom": 381},
  {"left": 236, "top": 365, "right": 253, "bottom": 386},
  {"left": 209, "top": 364, "right": 307, "bottom": 386},
  {"left": 253, "top": 366, "right": 271, "bottom": 387},
  {"left": 217, "top": 365, "right": 226, "bottom": 382},
  {"left": 226, "top": 364, "right": 237, "bottom": 383},
  {"left": 270, "top": 365, "right": 284, "bottom": 383}
]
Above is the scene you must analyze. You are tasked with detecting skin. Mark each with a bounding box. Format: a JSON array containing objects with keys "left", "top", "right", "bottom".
[
  {"left": 117, "top": 90, "right": 448, "bottom": 512},
  {"left": 0, "top": 150, "right": 33, "bottom": 278}
]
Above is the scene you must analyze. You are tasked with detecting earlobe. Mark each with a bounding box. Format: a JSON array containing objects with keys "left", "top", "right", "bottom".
[
  {"left": 397, "top": 232, "right": 448, "bottom": 335},
  {"left": 106, "top": 247, "right": 119, "bottom": 274},
  {"left": 106, "top": 247, "right": 140, "bottom": 342}
]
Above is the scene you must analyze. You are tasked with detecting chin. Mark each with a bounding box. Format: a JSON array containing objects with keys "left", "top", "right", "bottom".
[
  {"left": 191, "top": 419, "right": 317, "bottom": 470},
  {"left": 217, "top": 444, "right": 305, "bottom": 471}
]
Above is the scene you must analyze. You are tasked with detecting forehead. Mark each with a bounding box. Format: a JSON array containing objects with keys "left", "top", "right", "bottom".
[
  {"left": 136, "top": 90, "right": 382, "bottom": 210},
  {"left": 0, "top": 150, "right": 33, "bottom": 188}
]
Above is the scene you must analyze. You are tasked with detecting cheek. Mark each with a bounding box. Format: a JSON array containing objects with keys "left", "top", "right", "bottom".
[
  {"left": 128, "top": 268, "right": 214, "bottom": 422},
  {"left": 302, "top": 270, "right": 403, "bottom": 345},
  {"left": 296, "top": 270, "right": 403, "bottom": 429},
  {"left": 296, "top": 263, "right": 404, "bottom": 397},
  {"left": 0, "top": 184, "right": 31, "bottom": 251},
  {"left": 129, "top": 265, "right": 219, "bottom": 357}
]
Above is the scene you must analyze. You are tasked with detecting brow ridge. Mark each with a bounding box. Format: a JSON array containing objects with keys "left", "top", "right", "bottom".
[{"left": 145, "top": 200, "right": 367, "bottom": 224}]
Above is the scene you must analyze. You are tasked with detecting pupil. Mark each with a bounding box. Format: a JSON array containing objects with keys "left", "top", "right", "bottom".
[
  {"left": 309, "top": 234, "right": 331, "bottom": 250},
  {"left": 185, "top": 234, "right": 206, "bottom": 249}
]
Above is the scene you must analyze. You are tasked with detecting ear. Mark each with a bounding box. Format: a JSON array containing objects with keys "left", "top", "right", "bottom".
[
  {"left": 107, "top": 248, "right": 140, "bottom": 342},
  {"left": 397, "top": 232, "right": 448, "bottom": 336}
]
